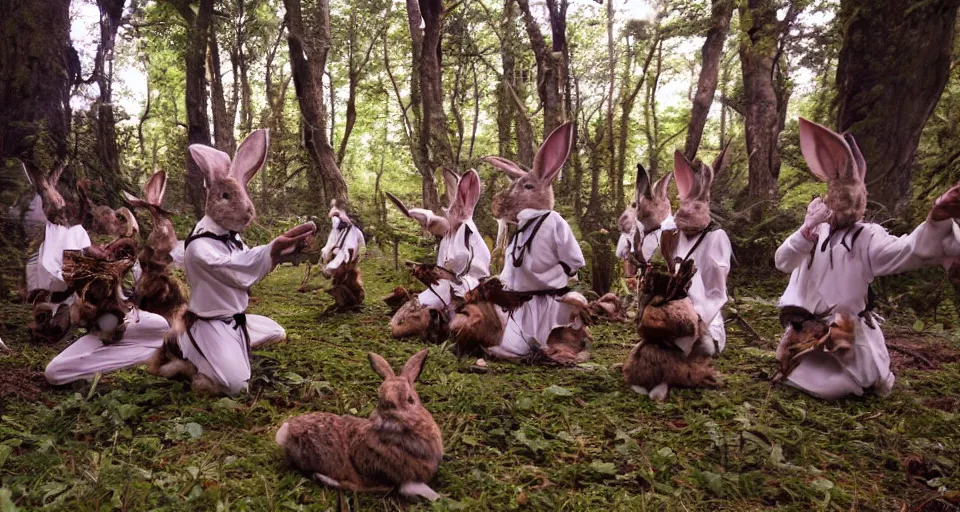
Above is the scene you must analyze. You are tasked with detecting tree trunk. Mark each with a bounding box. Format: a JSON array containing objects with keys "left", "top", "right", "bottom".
[
  {"left": 835, "top": 0, "right": 960, "bottom": 214},
  {"left": 738, "top": 0, "right": 782, "bottom": 203},
  {"left": 684, "top": 0, "right": 734, "bottom": 160},
  {"left": 517, "top": 0, "right": 566, "bottom": 135},
  {"left": 169, "top": 0, "right": 215, "bottom": 219},
  {"left": 209, "top": 26, "right": 237, "bottom": 155},
  {"left": 0, "top": 0, "right": 74, "bottom": 165},
  {"left": 419, "top": 0, "right": 456, "bottom": 200},
  {"left": 284, "top": 0, "right": 349, "bottom": 210},
  {"left": 337, "top": 6, "right": 384, "bottom": 166},
  {"left": 91, "top": 0, "right": 126, "bottom": 201}
]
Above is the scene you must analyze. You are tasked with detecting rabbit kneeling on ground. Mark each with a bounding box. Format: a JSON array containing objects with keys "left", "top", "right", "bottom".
[{"left": 276, "top": 349, "right": 444, "bottom": 501}]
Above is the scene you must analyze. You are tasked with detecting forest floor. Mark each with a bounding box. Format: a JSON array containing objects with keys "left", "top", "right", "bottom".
[{"left": 1, "top": 253, "right": 959, "bottom": 511}]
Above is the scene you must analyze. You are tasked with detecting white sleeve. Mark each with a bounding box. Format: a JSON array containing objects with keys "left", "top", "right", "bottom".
[
  {"left": 194, "top": 242, "right": 275, "bottom": 290},
  {"left": 554, "top": 215, "right": 585, "bottom": 276},
  {"left": 320, "top": 226, "right": 339, "bottom": 260},
  {"left": 615, "top": 232, "right": 630, "bottom": 260},
  {"left": 693, "top": 230, "right": 731, "bottom": 326},
  {"left": 868, "top": 219, "right": 956, "bottom": 276},
  {"left": 775, "top": 226, "right": 818, "bottom": 273}
]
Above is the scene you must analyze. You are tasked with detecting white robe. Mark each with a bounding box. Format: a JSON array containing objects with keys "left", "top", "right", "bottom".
[
  {"left": 498, "top": 209, "right": 586, "bottom": 358},
  {"left": 45, "top": 309, "right": 169, "bottom": 385},
  {"left": 171, "top": 240, "right": 186, "bottom": 270},
  {"left": 775, "top": 220, "right": 956, "bottom": 399},
  {"left": 321, "top": 219, "right": 366, "bottom": 273},
  {"left": 418, "top": 220, "right": 491, "bottom": 311},
  {"left": 176, "top": 216, "right": 286, "bottom": 395},
  {"left": 616, "top": 215, "right": 676, "bottom": 264},
  {"left": 29, "top": 221, "right": 91, "bottom": 293},
  {"left": 673, "top": 228, "right": 731, "bottom": 356}
]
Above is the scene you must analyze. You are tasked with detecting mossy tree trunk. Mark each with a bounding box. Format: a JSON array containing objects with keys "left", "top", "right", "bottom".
[
  {"left": 0, "top": 0, "right": 75, "bottom": 167},
  {"left": 684, "top": 0, "right": 734, "bottom": 161},
  {"left": 835, "top": 0, "right": 960, "bottom": 215}
]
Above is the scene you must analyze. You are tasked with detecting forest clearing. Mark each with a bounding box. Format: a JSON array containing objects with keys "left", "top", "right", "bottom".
[{"left": 4, "top": 0, "right": 960, "bottom": 510}]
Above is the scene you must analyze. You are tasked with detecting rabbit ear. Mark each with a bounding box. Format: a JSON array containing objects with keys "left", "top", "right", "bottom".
[
  {"left": 385, "top": 191, "right": 418, "bottom": 220},
  {"left": 189, "top": 144, "right": 232, "bottom": 183},
  {"left": 442, "top": 168, "right": 460, "bottom": 205},
  {"left": 673, "top": 150, "right": 700, "bottom": 200},
  {"left": 400, "top": 349, "right": 429, "bottom": 384},
  {"left": 49, "top": 162, "right": 67, "bottom": 187},
  {"left": 843, "top": 132, "right": 867, "bottom": 182},
  {"left": 798, "top": 117, "right": 854, "bottom": 182},
  {"left": 231, "top": 129, "right": 269, "bottom": 186},
  {"left": 449, "top": 169, "right": 481, "bottom": 222},
  {"left": 368, "top": 352, "right": 396, "bottom": 380},
  {"left": 712, "top": 139, "right": 732, "bottom": 176},
  {"left": 482, "top": 156, "right": 527, "bottom": 180},
  {"left": 532, "top": 122, "right": 574, "bottom": 183},
  {"left": 635, "top": 163, "right": 652, "bottom": 203},
  {"left": 144, "top": 170, "right": 167, "bottom": 206},
  {"left": 653, "top": 173, "right": 673, "bottom": 200},
  {"left": 122, "top": 190, "right": 148, "bottom": 208}
]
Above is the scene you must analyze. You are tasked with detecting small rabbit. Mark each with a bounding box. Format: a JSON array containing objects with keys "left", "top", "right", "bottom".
[
  {"left": 617, "top": 163, "right": 674, "bottom": 277},
  {"left": 23, "top": 162, "right": 70, "bottom": 227},
  {"left": 150, "top": 129, "right": 315, "bottom": 395},
  {"left": 276, "top": 349, "right": 443, "bottom": 501},
  {"left": 480, "top": 123, "right": 589, "bottom": 363},
  {"left": 124, "top": 170, "right": 188, "bottom": 322},
  {"left": 317, "top": 201, "right": 365, "bottom": 311},
  {"left": 386, "top": 169, "right": 490, "bottom": 340}
]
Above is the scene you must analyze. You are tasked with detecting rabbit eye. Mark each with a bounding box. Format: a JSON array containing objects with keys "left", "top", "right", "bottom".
[
  {"left": 222, "top": 192, "right": 230, "bottom": 200},
  {"left": 631, "top": 202, "right": 637, "bottom": 208},
  {"left": 524, "top": 183, "right": 535, "bottom": 190},
  {"left": 407, "top": 396, "right": 415, "bottom": 404}
]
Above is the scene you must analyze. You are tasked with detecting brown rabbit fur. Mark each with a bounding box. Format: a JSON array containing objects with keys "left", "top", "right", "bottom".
[
  {"left": 449, "top": 301, "right": 505, "bottom": 355},
  {"left": 486, "top": 123, "right": 574, "bottom": 224},
  {"left": 276, "top": 350, "right": 443, "bottom": 500},
  {"left": 798, "top": 117, "right": 868, "bottom": 229},
  {"left": 673, "top": 143, "right": 730, "bottom": 235},
  {"left": 125, "top": 171, "right": 188, "bottom": 322},
  {"left": 391, "top": 298, "right": 433, "bottom": 339},
  {"left": 24, "top": 162, "right": 69, "bottom": 226},
  {"left": 326, "top": 260, "right": 365, "bottom": 311},
  {"left": 623, "top": 342, "right": 719, "bottom": 392},
  {"left": 620, "top": 163, "right": 673, "bottom": 237}
]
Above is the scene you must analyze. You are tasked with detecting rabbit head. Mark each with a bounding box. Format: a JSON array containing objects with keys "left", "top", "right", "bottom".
[
  {"left": 78, "top": 180, "right": 139, "bottom": 237},
  {"left": 24, "top": 162, "right": 68, "bottom": 225},
  {"left": 486, "top": 122, "right": 574, "bottom": 223},
  {"left": 327, "top": 199, "right": 354, "bottom": 228},
  {"left": 673, "top": 143, "right": 729, "bottom": 235},
  {"left": 124, "top": 170, "right": 177, "bottom": 258},
  {"left": 189, "top": 129, "right": 268, "bottom": 232},
  {"left": 798, "top": 117, "right": 867, "bottom": 229},
  {"left": 368, "top": 349, "right": 430, "bottom": 420},
  {"left": 442, "top": 169, "right": 481, "bottom": 231},
  {"left": 620, "top": 163, "right": 674, "bottom": 235}
]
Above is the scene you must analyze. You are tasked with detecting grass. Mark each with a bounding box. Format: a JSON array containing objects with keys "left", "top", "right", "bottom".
[{"left": 1, "top": 252, "right": 959, "bottom": 511}]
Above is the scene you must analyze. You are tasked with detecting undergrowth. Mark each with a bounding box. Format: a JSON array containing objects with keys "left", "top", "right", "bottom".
[{"left": 0, "top": 253, "right": 958, "bottom": 511}]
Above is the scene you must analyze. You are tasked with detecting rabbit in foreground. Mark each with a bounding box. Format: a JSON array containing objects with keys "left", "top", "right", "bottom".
[
  {"left": 276, "top": 349, "right": 443, "bottom": 501},
  {"left": 124, "top": 170, "right": 188, "bottom": 323},
  {"left": 149, "top": 129, "right": 315, "bottom": 395},
  {"left": 774, "top": 117, "right": 960, "bottom": 399},
  {"left": 386, "top": 169, "right": 490, "bottom": 341}
]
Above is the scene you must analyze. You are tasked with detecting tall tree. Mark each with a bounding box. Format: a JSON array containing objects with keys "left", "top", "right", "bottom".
[
  {"left": 87, "top": 0, "right": 127, "bottom": 198},
  {"left": 0, "top": 0, "right": 75, "bottom": 166},
  {"left": 404, "top": 0, "right": 457, "bottom": 212},
  {"left": 836, "top": 0, "right": 960, "bottom": 214},
  {"left": 208, "top": 26, "right": 237, "bottom": 155},
  {"left": 516, "top": 0, "right": 568, "bottom": 135},
  {"left": 738, "top": 0, "right": 796, "bottom": 203},
  {"left": 684, "top": 0, "right": 734, "bottom": 160},
  {"left": 337, "top": 0, "right": 386, "bottom": 166},
  {"left": 284, "top": 0, "right": 349, "bottom": 209},
  {"left": 168, "top": 0, "right": 215, "bottom": 218}
]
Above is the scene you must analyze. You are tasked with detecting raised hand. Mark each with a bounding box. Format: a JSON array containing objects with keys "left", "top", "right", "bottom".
[
  {"left": 271, "top": 222, "right": 317, "bottom": 266},
  {"left": 929, "top": 182, "right": 960, "bottom": 222},
  {"left": 801, "top": 197, "right": 833, "bottom": 241}
]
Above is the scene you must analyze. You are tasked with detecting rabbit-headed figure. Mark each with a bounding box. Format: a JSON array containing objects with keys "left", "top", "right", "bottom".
[
  {"left": 276, "top": 349, "right": 443, "bottom": 501},
  {"left": 474, "top": 122, "right": 590, "bottom": 363},
  {"left": 149, "top": 129, "right": 316, "bottom": 396},
  {"left": 77, "top": 179, "right": 139, "bottom": 238},
  {"left": 617, "top": 163, "right": 675, "bottom": 281},
  {"left": 23, "top": 162, "right": 92, "bottom": 343},
  {"left": 124, "top": 170, "right": 189, "bottom": 323},
  {"left": 773, "top": 118, "right": 960, "bottom": 400},
  {"left": 667, "top": 146, "right": 733, "bottom": 357},
  {"left": 386, "top": 169, "right": 491, "bottom": 340},
  {"left": 318, "top": 200, "right": 366, "bottom": 311}
]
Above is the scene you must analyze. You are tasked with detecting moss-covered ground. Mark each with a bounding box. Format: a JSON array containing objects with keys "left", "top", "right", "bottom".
[{"left": 1, "top": 254, "right": 959, "bottom": 511}]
